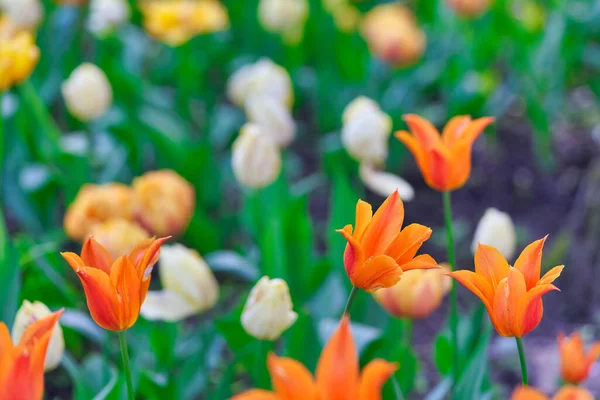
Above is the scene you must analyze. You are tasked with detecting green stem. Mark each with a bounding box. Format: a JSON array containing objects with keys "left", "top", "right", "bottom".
[
  {"left": 392, "top": 374, "right": 405, "bottom": 400},
  {"left": 255, "top": 340, "right": 272, "bottom": 389},
  {"left": 442, "top": 191, "right": 460, "bottom": 384},
  {"left": 403, "top": 318, "right": 413, "bottom": 346},
  {"left": 19, "top": 80, "right": 62, "bottom": 141},
  {"left": 118, "top": 331, "right": 134, "bottom": 400},
  {"left": 516, "top": 337, "right": 528, "bottom": 385},
  {"left": 343, "top": 286, "right": 359, "bottom": 316}
]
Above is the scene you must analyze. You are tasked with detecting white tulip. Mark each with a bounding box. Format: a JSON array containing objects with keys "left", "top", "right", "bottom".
[
  {"left": 472, "top": 208, "right": 516, "bottom": 260},
  {"left": 359, "top": 163, "right": 414, "bottom": 201},
  {"left": 141, "top": 244, "right": 219, "bottom": 322},
  {"left": 11, "top": 300, "right": 64, "bottom": 371},
  {"left": 232, "top": 123, "right": 282, "bottom": 189},
  {"left": 245, "top": 95, "right": 296, "bottom": 148},
  {"left": 62, "top": 63, "right": 113, "bottom": 121},
  {"left": 258, "top": 0, "right": 308, "bottom": 44},
  {"left": 241, "top": 276, "right": 298, "bottom": 340},
  {"left": 87, "top": 0, "right": 131, "bottom": 36},
  {"left": 1, "top": 0, "right": 44, "bottom": 31}
]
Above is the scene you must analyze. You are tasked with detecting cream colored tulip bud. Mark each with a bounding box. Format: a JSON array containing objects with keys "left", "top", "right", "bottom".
[
  {"left": 359, "top": 163, "right": 414, "bottom": 201},
  {"left": 227, "top": 58, "right": 294, "bottom": 110},
  {"left": 87, "top": 0, "right": 131, "bottom": 36},
  {"left": 232, "top": 123, "right": 282, "bottom": 189},
  {"left": 341, "top": 96, "right": 392, "bottom": 165},
  {"left": 141, "top": 244, "right": 219, "bottom": 321},
  {"left": 258, "top": 0, "right": 308, "bottom": 45},
  {"left": 11, "top": 300, "right": 64, "bottom": 371},
  {"left": 62, "top": 63, "right": 113, "bottom": 121},
  {"left": 88, "top": 218, "right": 149, "bottom": 259},
  {"left": 471, "top": 208, "right": 516, "bottom": 260},
  {"left": 245, "top": 95, "right": 296, "bottom": 148},
  {"left": 1, "top": 0, "right": 44, "bottom": 31},
  {"left": 241, "top": 276, "right": 298, "bottom": 340}
]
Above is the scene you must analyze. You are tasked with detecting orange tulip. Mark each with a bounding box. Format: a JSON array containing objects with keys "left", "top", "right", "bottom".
[
  {"left": 337, "top": 190, "right": 438, "bottom": 292},
  {"left": 558, "top": 332, "right": 600, "bottom": 384},
  {"left": 61, "top": 236, "right": 169, "bottom": 331},
  {"left": 511, "top": 385, "right": 594, "bottom": 400},
  {"left": 231, "top": 315, "right": 397, "bottom": 400},
  {"left": 449, "top": 237, "right": 564, "bottom": 337},
  {"left": 395, "top": 114, "right": 494, "bottom": 192},
  {"left": 374, "top": 265, "right": 450, "bottom": 319},
  {"left": 0, "top": 309, "right": 63, "bottom": 400}
]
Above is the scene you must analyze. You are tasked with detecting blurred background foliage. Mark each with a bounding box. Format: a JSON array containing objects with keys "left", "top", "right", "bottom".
[{"left": 2, "top": 0, "right": 600, "bottom": 398}]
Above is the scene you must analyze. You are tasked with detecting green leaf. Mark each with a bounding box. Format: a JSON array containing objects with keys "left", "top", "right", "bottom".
[
  {"left": 453, "top": 324, "right": 492, "bottom": 400},
  {"left": 434, "top": 335, "right": 452, "bottom": 376},
  {"left": 0, "top": 213, "right": 19, "bottom": 326}
]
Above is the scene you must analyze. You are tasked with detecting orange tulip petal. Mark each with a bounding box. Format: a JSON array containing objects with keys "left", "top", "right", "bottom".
[
  {"left": 441, "top": 115, "right": 471, "bottom": 148},
  {"left": 355, "top": 255, "right": 403, "bottom": 292},
  {"left": 267, "top": 354, "right": 318, "bottom": 400},
  {"left": 538, "top": 265, "right": 564, "bottom": 286},
  {"left": 358, "top": 359, "right": 398, "bottom": 400},
  {"left": 459, "top": 117, "right": 495, "bottom": 145},
  {"left": 399, "top": 254, "right": 438, "bottom": 271},
  {"left": 354, "top": 200, "right": 373, "bottom": 242},
  {"left": 510, "top": 386, "right": 549, "bottom": 400},
  {"left": 429, "top": 147, "right": 452, "bottom": 191},
  {"left": 110, "top": 256, "right": 141, "bottom": 330},
  {"left": 337, "top": 225, "right": 365, "bottom": 281},
  {"left": 316, "top": 315, "right": 359, "bottom": 400},
  {"left": 230, "top": 389, "right": 281, "bottom": 400},
  {"left": 474, "top": 243, "right": 511, "bottom": 288},
  {"left": 516, "top": 284, "right": 558, "bottom": 337},
  {"left": 403, "top": 114, "right": 441, "bottom": 148},
  {"left": 384, "top": 223, "right": 432, "bottom": 265},
  {"left": 492, "top": 269, "right": 526, "bottom": 336},
  {"left": 395, "top": 131, "right": 430, "bottom": 178},
  {"left": 81, "top": 237, "right": 114, "bottom": 274},
  {"left": 587, "top": 342, "right": 600, "bottom": 365},
  {"left": 361, "top": 191, "right": 404, "bottom": 259},
  {"left": 77, "top": 267, "right": 121, "bottom": 330},
  {"left": 0, "top": 323, "right": 14, "bottom": 385},
  {"left": 132, "top": 236, "right": 169, "bottom": 281},
  {"left": 18, "top": 309, "right": 63, "bottom": 347},
  {"left": 513, "top": 236, "right": 547, "bottom": 290},
  {"left": 61, "top": 252, "right": 87, "bottom": 272},
  {"left": 553, "top": 386, "right": 594, "bottom": 400},
  {"left": 448, "top": 270, "right": 494, "bottom": 321}
]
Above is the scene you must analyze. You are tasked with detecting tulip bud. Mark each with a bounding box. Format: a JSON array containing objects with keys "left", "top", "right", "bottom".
[
  {"left": 258, "top": 0, "right": 308, "bottom": 44},
  {"left": 0, "top": 30, "right": 40, "bottom": 91},
  {"left": 241, "top": 276, "right": 298, "bottom": 340},
  {"left": 88, "top": 218, "right": 149, "bottom": 259},
  {"left": 11, "top": 300, "right": 65, "bottom": 371},
  {"left": 62, "top": 63, "right": 113, "bottom": 121},
  {"left": 471, "top": 208, "right": 516, "bottom": 260},
  {"left": 132, "top": 170, "right": 196, "bottom": 237},
  {"left": 374, "top": 265, "right": 449, "bottom": 319},
  {"left": 331, "top": 4, "right": 361, "bottom": 33},
  {"left": 359, "top": 163, "right": 414, "bottom": 201},
  {"left": 341, "top": 96, "right": 392, "bottom": 165},
  {"left": 232, "top": 123, "right": 282, "bottom": 189},
  {"left": 141, "top": 244, "right": 219, "bottom": 321},
  {"left": 63, "top": 183, "right": 134, "bottom": 241},
  {"left": 245, "top": 95, "right": 296, "bottom": 148},
  {"left": 361, "top": 4, "right": 426, "bottom": 67},
  {"left": 446, "top": 0, "right": 491, "bottom": 18},
  {"left": 87, "top": 0, "right": 131, "bottom": 37},
  {"left": 0, "top": 0, "right": 44, "bottom": 31},
  {"left": 227, "top": 58, "right": 294, "bottom": 110}
]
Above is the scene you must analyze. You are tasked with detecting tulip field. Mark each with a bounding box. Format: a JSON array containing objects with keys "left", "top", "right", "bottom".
[{"left": 2, "top": 0, "right": 600, "bottom": 399}]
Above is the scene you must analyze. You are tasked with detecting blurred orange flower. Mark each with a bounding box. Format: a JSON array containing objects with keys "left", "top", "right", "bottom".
[
  {"left": 61, "top": 236, "right": 168, "bottom": 331},
  {"left": 558, "top": 332, "right": 600, "bottom": 385},
  {"left": 450, "top": 237, "right": 564, "bottom": 337},
  {"left": 446, "top": 0, "right": 491, "bottom": 19},
  {"left": 231, "top": 315, "right": 397, "bottom": 400},
  {"left": 511, "top": 385, "right": 594, "bottom": 400},
  {"left": 395, "top": 114, "right": 494, "bottom": 192},
  {"left": 374, "top": 264, "right": 450, "bottom": 319},
  {"left": 337, "top": 190, "right": 437, "bottom": 292},
  {"left": 0, "top": 309, "right": 63, "bottom": 400}
]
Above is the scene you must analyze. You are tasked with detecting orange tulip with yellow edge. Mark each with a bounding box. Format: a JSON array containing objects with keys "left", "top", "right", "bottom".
[
  {"left": 558, "top": 332, "right": 600, "bottom": 385},
  {"left": 61, "top": 236, "right": 169, "bottom": 331},
  {"left": 337, "top": 190, "right": 438, "bottom": 292},
  {"left": 0, "top": 309, "right": 63, "bottom": 400},
  {"left": 449, "top": 236, "right": 564, "bottom": 337},
  {"left": 374, "top": 264, "right": 450, "bottom": 319},
  {"left": 511, "top": 385, "right": 594, "bottom": 400},
  {"left": 395, "top": 114, "right": 495, "bottom": 192},
  {"left": 231, "top": 315, "right": 397, "bottom": 400}
]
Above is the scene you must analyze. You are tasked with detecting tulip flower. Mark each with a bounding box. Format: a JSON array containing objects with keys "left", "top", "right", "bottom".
[
  {"left": 446, "top": 0, "right": 491, "bottom": 19},
  {"left": 245, "top": 95, "right": 296, "bottom": 148},
  {"left": 395, "top": 114, "right": 495, "bottom": 192},
  {"left": 61, "top": 236, "right": 169, "bottom": 331},
  {"left": 87, "top": 0, "right": 131, "bottom": 37},
  {"left": 241, "top": 276, "right": 297, "bottom": 341},
  {"left": 11, "top": 300, "right": 65, "bottom": 371},
  {"left": 374, "top": 265, "right": 450, "bottom": 319},
  {"left": 141, "top": 244, "right": 219, "bottom": 322},
  {"left": 232, "top": 315, "right": 397, "bottom": 399},
  {"left": 62, "top": 63, "right": 113, "bottom": 121},
  {"left": 63, "top": 183, "right": 134, "bottom": 241},
  {"left": 0, "top": 27, "right": 40, "bottom": 91},
  {"left": 450, "top": 237, "right": 564, "bottom": 337},
  {"left": 511, "top": 385, "right": 594, "bottom": 400},
  {"left": 88, "top": 218, "right": 149, "bottom": 259},
  {"left": 337, "top": 190, "right": 437, "bottom": 292},
  {"left": 258, "top": 0, "right": 308, "bottom": 45},
  {"left": 472, "top": 208, "right": 516, "bottom": 260},
  {"left": 0, "top": 309, "right": 63, "bottom": 400},
  {"left": 132, "top": 170, "right": 195, "bottom": 237},
  {"left": 232, "top": 123, "right": 282, "bottom": 189},
  {"left": 558, "top": 332, "right": 600, "bottom": 385},
  {"left": 359, "top": 163, "right": 414, "bottom": 201},
  {"left": 1, "top": 0, "right": 43, "bottom": 31}
]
